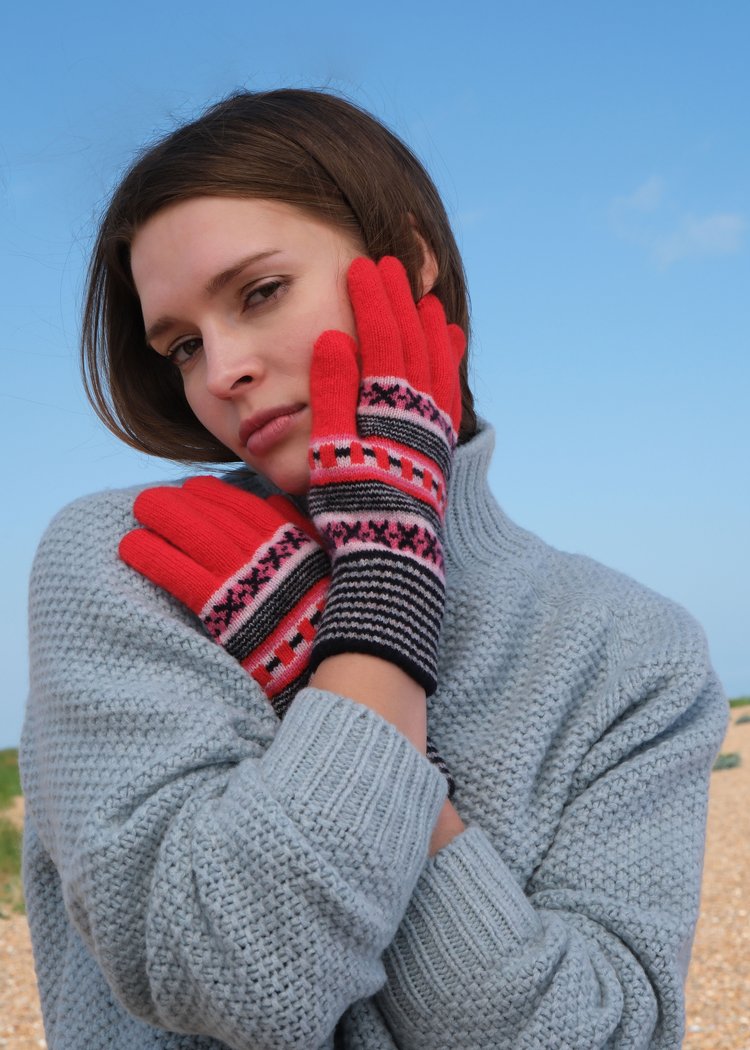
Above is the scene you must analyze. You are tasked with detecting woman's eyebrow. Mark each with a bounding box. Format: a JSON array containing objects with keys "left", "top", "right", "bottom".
[
  {"left": 144, "top": 249, "right": 283, "bottom": 345},
  {"left": 203, "top": 249, "right": 282, "bottom": 296}
]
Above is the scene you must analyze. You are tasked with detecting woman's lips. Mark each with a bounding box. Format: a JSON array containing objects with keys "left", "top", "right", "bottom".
[{"left": 240, "top": 405, "right": 306, "bottom": 456}]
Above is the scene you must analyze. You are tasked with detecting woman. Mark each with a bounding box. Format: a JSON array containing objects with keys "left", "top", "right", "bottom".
[{"left": 21, "top": 88, "right": 727, "bottom": 1049}]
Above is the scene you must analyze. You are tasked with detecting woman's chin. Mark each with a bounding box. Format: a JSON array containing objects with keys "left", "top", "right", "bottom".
[
  {"left": 277, "top": 474, "right": 310, "bottom": 497},
  {"left": 250, "top": 457, "right": 310, "bottom": 497}
]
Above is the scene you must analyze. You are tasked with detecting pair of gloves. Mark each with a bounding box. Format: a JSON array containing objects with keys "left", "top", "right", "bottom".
[{"left": 120, "top": 257, "right": 465, "bottom": 796}]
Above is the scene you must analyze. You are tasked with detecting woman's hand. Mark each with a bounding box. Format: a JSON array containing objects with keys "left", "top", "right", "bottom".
[
  {"left": 119, "top": 475, "right": 456, "bottom": 795},
  {"left": 119, "top": 478, "right": 329, "bottom": 719},
  {"left": 306, "top": 256, "right": 465, "bottom": 697}
]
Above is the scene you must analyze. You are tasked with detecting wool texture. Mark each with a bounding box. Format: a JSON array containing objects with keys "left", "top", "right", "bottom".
[
  {"left": 21, "top": 421, "right": 727, "bottom": 1049},
  {"left": 119, "top": 480, "right": 330, "bottom": 719},
  {"left": 306, "top": 257, "right": 464, "bottom": 696},
  {"left": 118, "top": 476, "right": 455, "bottom": 793}
]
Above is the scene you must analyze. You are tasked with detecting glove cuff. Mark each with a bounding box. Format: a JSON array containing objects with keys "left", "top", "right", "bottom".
[{"left": 308, "top": 550, "right": 445, "bottom": 695}]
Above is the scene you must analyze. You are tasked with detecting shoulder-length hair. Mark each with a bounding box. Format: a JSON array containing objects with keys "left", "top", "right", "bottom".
[{"left": 82, "top": 88, "right": 476, "bottom": 463}]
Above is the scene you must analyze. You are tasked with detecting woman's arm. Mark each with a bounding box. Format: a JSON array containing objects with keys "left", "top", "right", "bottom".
[
  {"left": 368, "top": 610, "right": 727, "bottom": 1049},
  {"left": 311, "top": 655, "right": 465, "bottom": 859},
  {"left": 311, "top": 653, "right": 428, "bottom": 754},
  {"left": 21, "top": 488, "right": 447, "bottom": 1050}
]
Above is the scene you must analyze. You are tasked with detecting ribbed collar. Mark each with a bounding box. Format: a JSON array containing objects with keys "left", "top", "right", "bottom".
[
  {"left": 444, "top": 419, "right": 531, "bottom": 570},
  {"left": 229, "top": 417, "right": 530, "bottom": 571}
]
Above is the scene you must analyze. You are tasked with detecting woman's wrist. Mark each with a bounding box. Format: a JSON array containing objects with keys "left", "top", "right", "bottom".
[
  {"left": 429, "top": 800, "right": 466, "bottom": 857},
  {"left": 311, "top": 652, "right": 427, "bottom": 754}
]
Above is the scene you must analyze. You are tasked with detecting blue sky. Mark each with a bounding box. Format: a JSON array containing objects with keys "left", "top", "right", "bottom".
[{"left": 1, "top": 1, "right": 748, "bottom": 746}]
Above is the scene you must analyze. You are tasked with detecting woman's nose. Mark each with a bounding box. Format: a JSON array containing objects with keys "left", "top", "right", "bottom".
[{"left": 203, "top": 331, "right": 263, "bottom": 399}]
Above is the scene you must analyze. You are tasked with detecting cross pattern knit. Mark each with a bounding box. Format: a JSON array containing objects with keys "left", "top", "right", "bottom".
[
  {"left": 307, "top": 371, "right": 455, "bottom": 696},
  {"left": 304, "top": 256, "right": 464, "bottom": 699},
  {"left": 118, "top": 480, "right": 332, "bottom": 720},
  {"left": 198, "top": 521, "right": 328, "bottom": 712},
  {"left": 202, "top": 524, "right": 316, "bottom": 634},
  {"left": 20, "top": 422, "right": 727, "bottom": 1049}
]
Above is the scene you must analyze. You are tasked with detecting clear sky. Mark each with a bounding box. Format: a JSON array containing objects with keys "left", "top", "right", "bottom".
[{"left": 1, "top": 1, "right": 748, "bottom": 746}]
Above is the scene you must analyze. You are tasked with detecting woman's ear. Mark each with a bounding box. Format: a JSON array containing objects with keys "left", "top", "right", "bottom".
[{"left": 408, "top": 216, "right": 439, "bottom": 296}]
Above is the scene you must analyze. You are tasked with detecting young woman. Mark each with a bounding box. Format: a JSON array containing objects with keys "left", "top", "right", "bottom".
[{"left": 21, "top": 89, "right": 727, "bottom": 1049}]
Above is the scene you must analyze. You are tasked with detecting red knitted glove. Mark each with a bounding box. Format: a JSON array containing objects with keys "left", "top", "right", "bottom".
[
  {"left": 119, "top": 478, "right": 329, "bottom": 719},
  {"left": 307, "top": 256, "right": 465, "bottom": 696},
  {"left": 120, "top": 475, "right": 457, "bottom": 796}
]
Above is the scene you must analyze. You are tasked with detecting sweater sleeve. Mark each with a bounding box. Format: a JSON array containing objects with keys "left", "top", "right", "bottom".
[
  {"left": 20, "top": 489, "right": 447, "bottom": 1050},
  {"left": 373, "top": 610, "right": 727, "bottom": 1049}
]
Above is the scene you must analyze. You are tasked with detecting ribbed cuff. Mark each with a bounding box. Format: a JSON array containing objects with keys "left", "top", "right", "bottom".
[
  {"left": 383, "top": 825, "right": 542, "bottom": 990},
  {"left": 309, "top": 551, "right": 445, "bottom": 696},
  {"left": 444, "top": 420, "right": 534, "bottom": 569},
  {"left": 261, "top": 688, "right": 448, "bottom": 871}
]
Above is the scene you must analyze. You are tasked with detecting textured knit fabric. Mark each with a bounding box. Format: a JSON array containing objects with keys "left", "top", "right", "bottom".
[
  {"left": 306, "top": 258, "right": 463, "bottom": 696},
  {"left": 119, "top": 480, "right": 330, "bottom": 719},
  {"left": 20, "top": 421, "right": 727, "bottom": 1049}
]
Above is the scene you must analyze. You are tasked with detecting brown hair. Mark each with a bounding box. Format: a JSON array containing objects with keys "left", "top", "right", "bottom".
[{"left": 82, "top": 88, "right": 476, "bottom": 463}]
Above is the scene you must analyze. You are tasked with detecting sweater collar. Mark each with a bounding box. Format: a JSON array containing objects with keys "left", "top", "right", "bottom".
[
  {"left": 228, "top": 416, "right": 526, "bottom": 570},
  {"left": 444, "top": 418, "right": 530, "bottom": 569}
]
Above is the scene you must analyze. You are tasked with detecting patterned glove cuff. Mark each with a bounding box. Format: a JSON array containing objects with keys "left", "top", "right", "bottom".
[
  {"left": 426, "top": 737, "right": 456, "bottom": 800},
  {"left": 199, "top": 529, "right": 331, "bottom": 713},
  {"left": 308, "top": 550, "right": 445, "bottom": 695}
]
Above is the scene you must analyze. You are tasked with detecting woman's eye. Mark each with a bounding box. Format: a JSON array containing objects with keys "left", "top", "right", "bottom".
[
  {"left": 166, "top": 337, "right": 202, "bottom": 366},
  {"left": 243, "top": 279, "right": 285, "bottom": 309}
]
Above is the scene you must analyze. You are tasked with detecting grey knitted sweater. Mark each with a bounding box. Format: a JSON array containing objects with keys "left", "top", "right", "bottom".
[{"left": 21, "top": 422, "right": 727, "bottom": 1049}]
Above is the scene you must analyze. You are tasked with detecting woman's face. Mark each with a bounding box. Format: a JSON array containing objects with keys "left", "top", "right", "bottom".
[{"left": 130, "top": 196, "right": 365, "bottom": 494}]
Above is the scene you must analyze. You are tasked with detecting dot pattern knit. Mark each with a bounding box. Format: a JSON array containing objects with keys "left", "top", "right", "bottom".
[{"left": 20, "top": 421, "right": 727, "bottom": 1049}]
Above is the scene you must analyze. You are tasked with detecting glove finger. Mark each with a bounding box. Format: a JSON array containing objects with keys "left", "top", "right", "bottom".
[
  {"left": 376, "top": 257, "right": 431, "bottom": 393},
  {"left": 133, "top": 486, "right": 249, "bottom": 573},
  {"left": 347, "top": 257, "right": 405, "bottom": 380},
  {"left": 449, "top": 322, "right": 468, "bottom": 367},
  {"left": 265, "top": 495, "right": 319, "bottom": 540},
  {"left": 309, "top": 332, "right": 360, "bottom": 440},
  {"left": 119, "top": 528, "right": 217, "bottom": 612},
  {"left": 417, "top": 296, "right": 462, "bottom": 419},
  {"left": 183, "top": 477, "right": 287, "bottom": 535},
  {"left": 448, "top": 325, "right": 467, "bottom": 434},
  {"left": 178, "top": 489, "right": 297, "bottom": 569}
]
